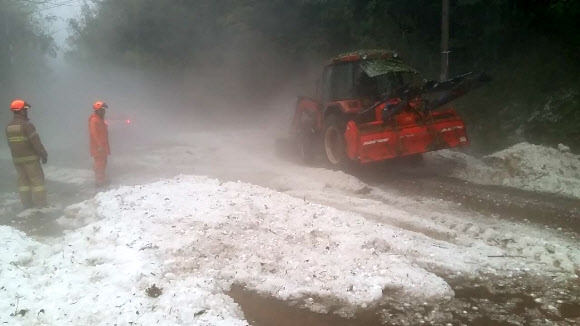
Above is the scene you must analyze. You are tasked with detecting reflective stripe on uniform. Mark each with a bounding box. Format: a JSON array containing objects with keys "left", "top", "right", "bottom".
[
  {"left": 8, "top": 136, "right": 28, "bottom": 142},
  {"left": 19, "top": 186, "right": 31, "bottom": 192},
  {"left": 6, "top": 125, "right": 22, "bottom": 133},
  {"left": 13, "top": 156, "right": 39, "bottom": 163},
  {"left": 31, "top": 185, "right": 45, "bottom": 192}
]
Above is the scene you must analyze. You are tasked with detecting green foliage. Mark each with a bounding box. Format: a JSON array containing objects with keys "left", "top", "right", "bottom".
[{"left": 67, "top": 0, "right": 225, "bottom": 69}]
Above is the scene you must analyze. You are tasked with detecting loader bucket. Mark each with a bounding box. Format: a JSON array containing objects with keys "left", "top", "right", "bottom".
[{"left": 344, "top": 108, "right": 468, "bottom": 163}]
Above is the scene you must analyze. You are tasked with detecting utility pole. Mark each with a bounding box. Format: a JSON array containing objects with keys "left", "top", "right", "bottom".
[{"left": 440, "top": 0, "right": 450, "bottom": 81}]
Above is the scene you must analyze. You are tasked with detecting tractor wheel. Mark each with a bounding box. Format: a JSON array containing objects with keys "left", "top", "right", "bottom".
[
  {"left": 296, "top": 132, "right": 315, "bottom": 164},
  {"left": 324, "top": 115, "right": 348, "bottom": 166}
]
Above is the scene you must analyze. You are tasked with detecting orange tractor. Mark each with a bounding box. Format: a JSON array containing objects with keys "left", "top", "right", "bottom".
[{"left": 289, "top": 50, "right": 489, "bottom": 166}]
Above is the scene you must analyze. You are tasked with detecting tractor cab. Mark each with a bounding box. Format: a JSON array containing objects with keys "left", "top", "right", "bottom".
[{"left": 320, "top": 51, "right": 420, "bottom": 114}]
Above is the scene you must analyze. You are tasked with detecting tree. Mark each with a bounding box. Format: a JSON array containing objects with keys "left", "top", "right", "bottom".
[{"left": 0, "top": 0, "right": 56, "bottom": 94}]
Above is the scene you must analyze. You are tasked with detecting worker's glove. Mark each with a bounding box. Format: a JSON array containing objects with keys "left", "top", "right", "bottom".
[
  {"left": 41, "top": 155, "right": 47, "bottom": 164},
  {"left": 97, "top": 147, "right": 104, "bottom": 153}
]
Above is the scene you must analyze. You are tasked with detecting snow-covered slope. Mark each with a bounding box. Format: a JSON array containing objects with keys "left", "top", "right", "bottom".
[
  {"left": 427, "top": 142, "right": 580, "bottom": 198},
  {"left": 2, "top": 175, "right": 578, "bottom": 325}
]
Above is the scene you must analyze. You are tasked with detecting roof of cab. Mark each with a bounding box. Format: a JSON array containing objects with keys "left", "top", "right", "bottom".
[
  {"left": 328, "top": 49, "right": 418, "bottom": 77},
  {"left": 329, "top": 49, "right": 399, "bottom": 65}
]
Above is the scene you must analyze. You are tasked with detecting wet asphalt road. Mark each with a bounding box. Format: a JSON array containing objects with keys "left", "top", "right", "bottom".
[{"left": 362, "top": 168, "right": 579, "bottom": 235}]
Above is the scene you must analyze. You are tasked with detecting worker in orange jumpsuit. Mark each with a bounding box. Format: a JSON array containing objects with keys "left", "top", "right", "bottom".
[
  {"left": 5, "top": 99, "right": 48, "bottom": 209},
  {"left": 89, "top": 101, "right": 110, "bottom": 188}
]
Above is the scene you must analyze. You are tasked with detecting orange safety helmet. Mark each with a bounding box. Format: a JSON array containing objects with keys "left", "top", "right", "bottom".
[
  {"left": 93, "top": 101, "right": 108, "bottom": 110},
  {"left": 10, "top": 99, "right": 31, "bottom": 111}
]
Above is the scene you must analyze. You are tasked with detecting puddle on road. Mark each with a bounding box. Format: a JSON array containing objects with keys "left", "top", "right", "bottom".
[
  {"left": 559, "top": 302, "right": 580, "bottom": 319},
  {"left": 228, "top": 285, "right": 385, "bottom": 326},
  {"left": 0, "top": 180, "right": 96, "bottom": 237},
  {"left": 4, "top": 212, "right": 65, "bottom": 237},
  {"left": 228, "top": 280, "right": 580, "bottom": 326}
]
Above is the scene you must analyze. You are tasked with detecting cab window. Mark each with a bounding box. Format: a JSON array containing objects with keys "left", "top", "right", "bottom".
[{"left": 322, "top": 63, "right": 355, "bottom": 102}]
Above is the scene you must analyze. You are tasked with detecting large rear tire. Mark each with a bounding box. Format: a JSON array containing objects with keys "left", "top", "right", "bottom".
[{"left": 324, "top": 115, "right": 348, "bottom": 166}]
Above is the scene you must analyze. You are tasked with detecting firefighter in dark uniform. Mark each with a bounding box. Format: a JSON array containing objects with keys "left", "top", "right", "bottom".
[{"left": 5, "top": 99, "right": 48, "bottom": 209}]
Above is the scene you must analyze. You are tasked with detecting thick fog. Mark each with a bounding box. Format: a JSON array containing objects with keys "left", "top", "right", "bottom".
[
  {"left": 0, "top": 2, "right": 308, "bottom": 174},
  {"left": 2, "top": 0, "right": 578, "bottom": 172},
  {"left": 1, "top": 4, "right": 580, "bottom": 325}
]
